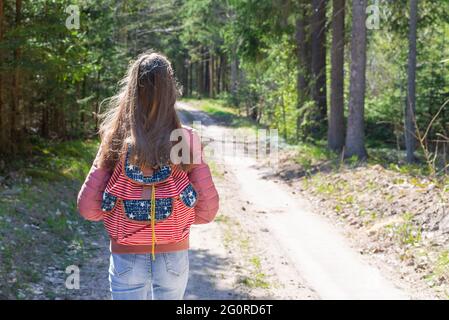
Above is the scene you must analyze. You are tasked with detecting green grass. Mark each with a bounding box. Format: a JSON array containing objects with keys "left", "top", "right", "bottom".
[
  {"left": 239, "top": 256, "right": 270, "bottom": 289},
  {"left": 184, "top": 98, "right": 448, "bottom": 185},
  {"left": 32, "top": 139, "right": 98, "bottom": 181},
  {"left": 208, "top": 159, "right": 225, "bottom": 179},
  {"left": 181, "top": 98, "right": 260, "bottom": 129},
  {"left": 384, "top": 212, "right": 422, "bottom": 247},
  {"left": 189, "top": 98, "right": 447, "bottom": 295},
  {"left": 0, "top": 138, "right": 103, "bottom": 299},
  {"left": 434, "top": 251, "right": 449, "bottom": 279},
  {"left": 239, "top": 266, "right": 270, "bottom": 289},
  {"left": 214, "top": 214, "right": 231, "bottom": 224},
  {"left": 213, "top": 208, "right": 272, "bottom": 291},
  {"left": 1, "top": 138, "right": 98, "bottom": 182},
  {"left": 305, "top": 173, "right": 349, "bottom": 197},
  {"left": 293, "top": 142, "right": 338, "bottom": 170}
]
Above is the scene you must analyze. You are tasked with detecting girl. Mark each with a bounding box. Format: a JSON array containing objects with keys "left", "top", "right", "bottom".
[{"left": 76, "top": 52, "right": 219, "bottom": 300}]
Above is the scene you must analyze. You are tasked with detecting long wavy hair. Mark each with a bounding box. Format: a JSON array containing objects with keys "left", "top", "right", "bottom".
[{"left": 98, "top": 51, "right": 184, "bottom": 171}]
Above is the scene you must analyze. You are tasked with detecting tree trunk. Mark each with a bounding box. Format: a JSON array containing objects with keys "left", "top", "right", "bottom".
[
  {"left": 281, "top": 95, "right": 287, "bottom": 140},
  {"left": 95, "top": 70, "right": 101, "bottom": 131},
  {"left": 310, "top": 0, "right": 327, "bottom": 137},
  {"left": 11, "top": 0, "right": 22, "bottom": 142},
  {"left": 230, "top": 45, "right": 239, "bottom": 105},
  {"left": 204, "top": 50, "right": 210, "bottom": 96},
  {"left": 328, "top": 0, "right": 346, "bottom": 151},
  {"left": 215, "top": 54, "right": 223, "bottom": 95},
  {"left": 295, "top": 1, "right": 311, "bottom": 139},
  {"left": 189, "top": 62, "right": 193, "bottom": 97},
  {"left": 10, "top": 0, "right": 22, "bottom": 141},
  {"left": 73, "top": 81, "right": 81, "bottom": 132},
  {"left": 81, "top": 75, "right": 87, "bottom": 130},
  {"left": 197, "top": 58, "right": 203, "bottom": 96},
  {"left": 222, "top": 55, "right": 228, "bottom": 92},
  {"left": 209, "top": 53, "right": 214, "bottom": 98},
  {"left": 41, "top": 104, "right": 49, "bottom": 138},
  {"left": 405, "top": 0, "right": 418, "bottom": 163},
  {"left": 0, "top": 0, "right": 4, "bottom": 145},
  {"left": 183, "top": 60, "right": 189, "bottom": 97},
  {"left": 345, "top": 0, "right": 368, "bottom": 160}
]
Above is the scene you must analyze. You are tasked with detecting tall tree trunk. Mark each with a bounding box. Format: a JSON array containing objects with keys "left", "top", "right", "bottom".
[
  {"left": 94, "top": 70, "right": 101, "bottom": 131},
  {"left": 183, "top": 60, "right": 189, "bottom": 97},
  {"left": 230, "top": 45, "right": 239, "bottom": 105},
  {"left": 405, "top": 0, "right": 418, "bottom": 163},
  {"left": 81, "top": 75, "right": 87, "bottom": 130},
  {"left": 41, "top": 104, "right": 49, "bottom": 138},
  {"left": 197, "top": 58, "right": 203, "bottom": 96},
  {"left": 281, "top": 95, "right": 287, "bottom": 140},
  {"left": 215, "top": 54, "right": 223, "bottom": 95},
  {"left": 74, "top": 81, "right": 81, "bottom": 132},
  {"left": 204, "top": 49, "right": 210, "bottom": 96},
  {"left": 295, "top": 1, "right": 311, "bottom": 139},
  {"left": 189, "top": 62, "right": 193, "bottom": 97},
  {"left": 11, "top": 0, "right": 22, "bottom": 141},
  {"left": 310, "top": 0, "right": 327, "bottom": 137},
  {"left": 209, "top": 53, "right": 214, "bottom": 98},
  {"left": 221, "top": 55, "right": 227, "bottom": 92},
  {"left": 0, "top": 0, "right": 4, "bottom": 145},
  {"left": 328, "top": 0, "right": 346, "bottom": 151},
  {"left": 345, "top": 0, "right": 368, "bottom": 159}
]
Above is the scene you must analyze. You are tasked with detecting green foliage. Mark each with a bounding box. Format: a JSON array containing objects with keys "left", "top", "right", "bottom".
[
  {"left": 1, "top": 0, "right": 448, "bottom": 170},
  {"left": 0, "top": 138, "right": 102, "bottom": 299},
  {"left": 0, "top": 0, "right": 186, "bottom": 153},
  {"left": 237, "top": 34, "right": 299, "bottom": 141},
  {"left": 365, "top": 3, "right": 449, "bottom": 148},
  {"left": 386, "top": 212, "right": 422, "bottom": 246},
  {"left": 184, "top": 98, "right": 258, "bottom": 128}
]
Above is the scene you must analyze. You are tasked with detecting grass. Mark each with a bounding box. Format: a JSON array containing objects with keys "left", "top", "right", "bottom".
[
  {"left": 186, "top": 98, "right": 449, "bottom": 183},
  {"left": 208, "top": 159, "right": 225, "bottom": 179},
  {"left": 181, "top": 98, "right": 260, "bottom": 129},
  {"left": 384, "top": 212, "right": 422, "bottom": 247},
  {"left": 183, "top": 98, "right": 448, "bottom": 187},
  {"left": 0, "top": 138, "right": 103, "bottom": 299},
  {"left": 1, "top": 138, "right": 98, "bottom": 183},
  {"left": 237, "top": 256, "right": 270, "bottom": 289},
  {"left": 293, "top": 142, "right": 338, "bottom": 172},
  {"left": 191, "top": 98, "right": 449, "bottom": 297},
  {"left": 305, "top": 174, "right": 350, "bottom": 197},
  {"left": 215, "top": 211, "right": 271, "bottom": 290},
  {"left": 434, "top": 251, "right": 449, "bottom": 279}
]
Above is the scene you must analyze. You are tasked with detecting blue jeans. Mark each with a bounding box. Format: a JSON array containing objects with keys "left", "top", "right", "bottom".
[{"left": 108, "top": 250, "right": 189, "bottom": 300}]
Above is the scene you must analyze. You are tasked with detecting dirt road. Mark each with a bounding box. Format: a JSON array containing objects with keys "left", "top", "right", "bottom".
[
  {"left": 178, "top": 101, "right": 415, "bottom": 300},
  {"left": 68, "top": 101, "right": 425, "bottom": 300}
]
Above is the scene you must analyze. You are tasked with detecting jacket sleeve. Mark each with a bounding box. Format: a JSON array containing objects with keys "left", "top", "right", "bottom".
[
  {"left": 189, "top": 163, "right": 220, "bottom": 224},
  {"left": 77, "top": 149, "right": 112, "bottom": 222},
  {"left": 183, "top": 126, "right": 219, "bottom": 224}
]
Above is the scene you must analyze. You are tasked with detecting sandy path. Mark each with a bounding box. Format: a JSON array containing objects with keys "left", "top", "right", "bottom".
[{"left": 178, "top": 101, "right": 411, "bottom": 300}]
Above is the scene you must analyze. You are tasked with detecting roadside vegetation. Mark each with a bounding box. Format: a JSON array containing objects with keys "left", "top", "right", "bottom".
[
  {"left": 0, "top": 138, "right": 108, "bottom": 299},
  {"left": 195, "top": 98, "right": 448, "bottom": 298},
  {"left": 0, "top": 0, "right": 447, "bottom": 299}
]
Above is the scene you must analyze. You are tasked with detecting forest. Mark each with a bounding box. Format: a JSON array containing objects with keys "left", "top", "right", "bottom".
[
  {"left": 0, "top": 0, "right": 448, "bottom": 167},
  {"left": 1, "top": 0, "right": 449, "bottom": 300}
]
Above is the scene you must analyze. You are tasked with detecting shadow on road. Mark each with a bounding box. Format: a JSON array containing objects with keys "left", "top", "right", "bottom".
[{"left": 185, "top": 248, "right": 245, "bottom": 300}]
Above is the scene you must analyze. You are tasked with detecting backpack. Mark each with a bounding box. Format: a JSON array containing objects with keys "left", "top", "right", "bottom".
[{"left": 100, "top": 145, "right": 198, "bottom": 259}]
